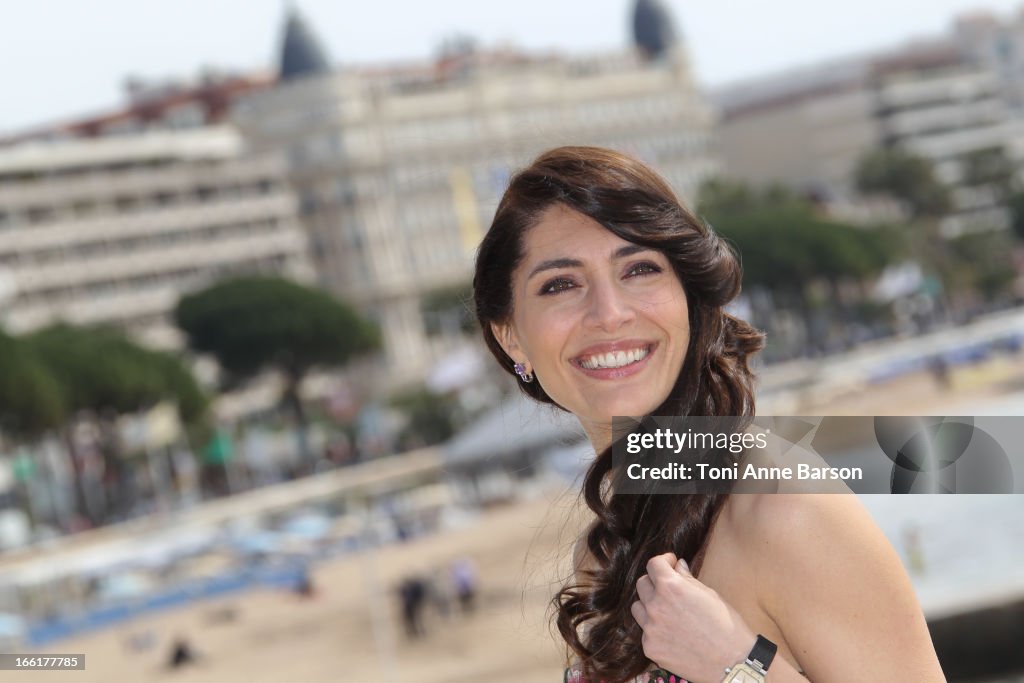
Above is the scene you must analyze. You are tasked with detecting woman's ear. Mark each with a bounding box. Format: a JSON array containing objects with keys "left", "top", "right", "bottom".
[{"left": 490, "top": 321, "right": 523, "bottom": 363}]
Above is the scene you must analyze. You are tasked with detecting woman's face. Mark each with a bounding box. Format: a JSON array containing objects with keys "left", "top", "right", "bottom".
[{"left": 493, "top": 204, "right": 690, "bottom": 436}]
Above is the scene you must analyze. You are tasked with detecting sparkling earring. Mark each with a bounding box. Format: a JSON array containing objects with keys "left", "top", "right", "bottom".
[{"left": 513, "top": 362, "right": 534, "bottom": 383}]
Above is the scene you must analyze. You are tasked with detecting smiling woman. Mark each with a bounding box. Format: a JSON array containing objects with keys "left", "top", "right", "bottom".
[
  {"left": 494, "top": 202, "right": 691, "bottom": 444},
  {"left": 473, "top": 147, "right": 947, "bottom": 683},
  {"left": 474, "top": 147, "right": 755, "bottom": 449}
]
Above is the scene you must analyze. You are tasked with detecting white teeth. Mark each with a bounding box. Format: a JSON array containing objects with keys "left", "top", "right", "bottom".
[{"left": 579, "top": 346, "right": 650, "bottom": 370}]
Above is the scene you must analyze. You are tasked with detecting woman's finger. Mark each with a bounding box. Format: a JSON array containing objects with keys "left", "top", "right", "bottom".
[
  {"left": 630, "top": 599, "right": 649, "bottom": 628},
  {"left": 675, "top": 557, "right": 692, "bottom": 576},
  {"left": 645, "top": 553, "right": 678, "bottom": 586},
  {"left": 636, "top": 574, "right": 655, "bottom": 602}
]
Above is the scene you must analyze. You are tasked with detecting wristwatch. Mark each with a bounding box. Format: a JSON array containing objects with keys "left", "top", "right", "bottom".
[{"left": 721, "top": 635, "right": 777, "bottom": 682}]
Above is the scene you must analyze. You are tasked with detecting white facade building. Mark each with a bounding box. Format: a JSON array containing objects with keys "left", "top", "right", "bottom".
[
  {"left": 715, "top": 56, "right": 879, "bottom": 196},
  {"left": 715, "top": 34, "right": 1024, "bottom": 234},
  {"left": 234, "top": 3, "right": 719, "bottom": 383},
  {"left": 871, "top": 42, "right": 1024, "bottom": 234},
  {"left": 955, "top": 9, "right": 1024, "bottom": 115},
  {"left": 0, "top": 126, "right": 313, "bottom": 348}
]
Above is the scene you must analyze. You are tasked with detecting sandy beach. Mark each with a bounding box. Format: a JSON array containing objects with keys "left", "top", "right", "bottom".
[
  {"left": 27, "top": 489, "right": 586, "bottom": 683},
  {"left": 19, "top": 351, "right": 1024, "bottom": 683},
  {"left": 784, "top": 353, "right": 1024, "bottom": 415}
]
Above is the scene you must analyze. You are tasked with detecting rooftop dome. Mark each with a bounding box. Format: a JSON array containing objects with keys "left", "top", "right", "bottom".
[
  {"left": 279, "top": 7, "right": 331, "bottom": 82},
  {"left": 632, "top": 0, "right": 679, "bottom": 60}
]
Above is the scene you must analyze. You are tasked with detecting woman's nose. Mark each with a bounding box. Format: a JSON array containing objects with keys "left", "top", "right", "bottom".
[{"left": 583, "top": 281, "right": 636, "bottom": 332}]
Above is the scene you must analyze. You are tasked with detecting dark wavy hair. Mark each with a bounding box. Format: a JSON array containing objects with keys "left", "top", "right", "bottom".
[{"left": 473, "top": 146, "right": 764, "bottom": 682}]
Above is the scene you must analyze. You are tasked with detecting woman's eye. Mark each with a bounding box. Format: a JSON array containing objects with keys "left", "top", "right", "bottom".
[
  {"left": 626, "top": 261, "right": 661, "bottom": 278},
  {"left": 539, "top": 277, "right": 577, "bottom": 295}
]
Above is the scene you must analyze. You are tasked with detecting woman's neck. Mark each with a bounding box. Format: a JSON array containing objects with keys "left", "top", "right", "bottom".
[{"left": 581, "top": 420, "right": 614, "bottom": 454}]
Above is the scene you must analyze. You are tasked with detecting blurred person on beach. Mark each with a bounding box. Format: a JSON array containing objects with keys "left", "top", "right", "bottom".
[
  {"left": 474, "top": 146, "right": 946, "bottom": 683},
  {"left": 398, "top": 575, "right": 429, "bottom": 638},
  {"left": 451, "top": 556, "right": 478, "bottom": 615},
  {"left": 294, "top": 564, "right": 317, "bottom": 599},
  {"left": 167, "top": 635, "right": 199, "bottom": 669},
  {"left": 928, "top": 354, "right": 952, "bottom": 390}
]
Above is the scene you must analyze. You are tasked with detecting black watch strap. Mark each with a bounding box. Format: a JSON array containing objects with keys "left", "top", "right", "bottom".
[{"left": 748, "top": 635, "right": 777, "bottom": 672}]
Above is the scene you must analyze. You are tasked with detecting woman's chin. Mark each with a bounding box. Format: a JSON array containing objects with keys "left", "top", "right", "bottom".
[
  {"left": 586, "top": 400, "right": 666, "bottom": 425},
  {"left": 560, "top": 386, "right": 672, "bottom": 434}
]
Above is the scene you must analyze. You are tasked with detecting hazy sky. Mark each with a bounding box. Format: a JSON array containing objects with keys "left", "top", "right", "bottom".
[{"left": 3, "top": 0, "right": 1024, "bottom": 134}]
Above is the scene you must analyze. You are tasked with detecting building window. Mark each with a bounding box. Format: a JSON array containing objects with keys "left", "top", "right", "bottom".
[{"left": 26, "top": 206, "right": 56, "bottom": 225}]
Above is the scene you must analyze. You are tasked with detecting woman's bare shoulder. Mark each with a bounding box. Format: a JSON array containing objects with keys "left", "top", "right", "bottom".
[
  {"left": 728, "top": 493, "right": 945, "bottom": 678},
  {"left": 722, "top": 492, "right": 898, "bottom": 604},
  {"left": 725, "top": 492, "right": 870, "bottom": 544}
]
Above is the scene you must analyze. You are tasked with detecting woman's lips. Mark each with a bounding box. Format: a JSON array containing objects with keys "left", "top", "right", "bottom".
[{"left": 570, "top": 342, "right": 658, "bottom": 380}]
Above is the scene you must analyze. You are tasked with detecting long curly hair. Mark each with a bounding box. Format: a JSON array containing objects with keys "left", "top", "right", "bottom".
[{"left": 473, "top": 146, "right": 764, "bottom": 682}]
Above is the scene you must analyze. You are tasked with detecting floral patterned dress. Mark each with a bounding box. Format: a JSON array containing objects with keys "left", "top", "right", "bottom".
[{"left": 563, "top": 664, "right": 688, "bottom": 683}]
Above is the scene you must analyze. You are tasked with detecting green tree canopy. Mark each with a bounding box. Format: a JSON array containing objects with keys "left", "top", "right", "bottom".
[
  {"left": 1008, "top": 191, "right": 1024, "bottom": 242},
  {"left": 21, "top": 324, "right": 207, "bottom": 525},
  {"left": 175, "top": 276, "right": 379, "bottom": 382},
  {"left": 947, "top": 230, "right": 1018, "bottom": 300},
  {"left": 28, "top": 324, "right": 207, "bottom": 425},
  {"left": 175, "top": 277, "right": 380, "bottom": 469},
  {"left": 0, "top": 329, "right": 65, "bottom": 440},
  {"left": 960, "top": 146, "right": 1018, "bottom": 196},
  {"left": 421, "top": 281, "right": 476, "bottom": 336},
  {"left": 697, "top": 179, "right": 902, "bottom": 295},
  {"left": 390, "top": 385, "right": 459, "bottom": 450},
  {"left": 152, "top": 352, "right": 209, "bottom": 426},
  {"left": 855, "top": 147, "right": 953, "bottom": 219},
  {"left": 959, "top": 147, "right": 1024, "bottom": 243}
]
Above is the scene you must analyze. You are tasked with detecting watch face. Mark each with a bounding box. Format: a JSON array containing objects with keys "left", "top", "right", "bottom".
[{"left": 724, "top": 663, "right": 764, "bottom": 683}]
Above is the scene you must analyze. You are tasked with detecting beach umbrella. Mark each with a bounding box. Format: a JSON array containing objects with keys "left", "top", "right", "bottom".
[
  {"left": 281, "top": 513, "right": 332, "bottom": 541},
  {"left": 98, "top": 573, "right": 154, "bottom": 602},
  {"left": 0, "top": 613, "right": 25, "bottom": 639},
  {"left": 232, "top": 531, "right": 285, "bottom": 557}
]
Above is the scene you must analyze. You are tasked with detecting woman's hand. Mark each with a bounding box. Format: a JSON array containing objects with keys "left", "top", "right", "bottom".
[{"left": 631, "top": 552, "right": 755, "bottom": 683}]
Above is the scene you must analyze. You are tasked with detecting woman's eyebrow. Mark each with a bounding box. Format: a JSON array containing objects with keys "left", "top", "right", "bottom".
[
  {"left": 527, "top": 257, "right": 582, "bottom": 281},
  {"left": 613, "top": 244, "right": 652, "bottom": 259},
  {"left": 525, "top": 245, "right": 656, "bottom": 281}
]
